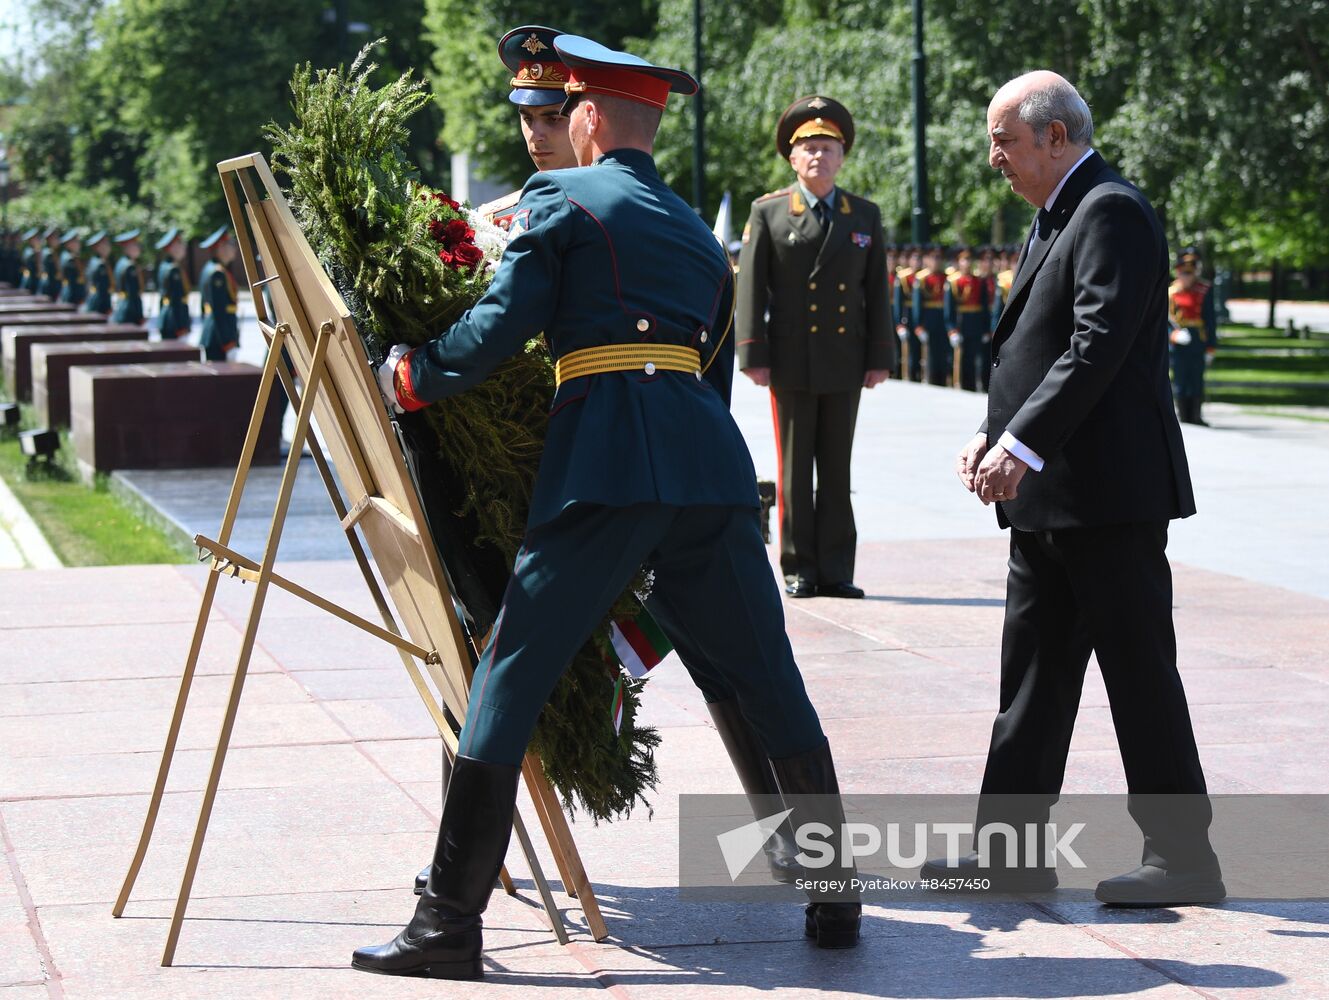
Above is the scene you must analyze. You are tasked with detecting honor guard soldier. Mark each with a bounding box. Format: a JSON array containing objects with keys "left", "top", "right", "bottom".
[
  {"left": 19, "top": 227, "right": 41, "bottom": 292},
  {"left": 198, "top": 226, "right": 239, "bottom": 360},
  {"left": 397, "top": 22, "right": 805, "bottom": 900},
  {"left": 478, "top": 24, "right": 579, "bottom": 228},
  {"left": 361, "top": 36, "right": 861, "bottom": 979},
  {"left": 82, "top": 231, "right": 113, "bottom": 315},
  {"left": 1168, "top": 248, "right": 1218, "bottom": 426},
  {"left": 911, "top": 244, "right": 950, "bottom": 385},
  {"left": 111, "top": 230, "right": 145, "bottom": 324},
  {"left": 155, "top": 228, "right": 191, "bottom": 340},
  {"left": 57, "top": 229, "right": 87, "bottom": 306},
  {"left": 896, "top": 245, "right": 922, "bottom": 380},
  {"left": 38, "top": 226, "right": 62, "bottom": 300},
  {"left": 991, "top": 244, "right": 1017, "bottom": 335},
  {"left": 736, "top": 94, "right": 895, "bottom": 600},
  {"left": 945, "top": 246, "right": 992, "bottom": 391}
]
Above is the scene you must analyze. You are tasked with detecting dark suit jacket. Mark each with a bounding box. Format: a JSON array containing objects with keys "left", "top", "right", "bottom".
[
  {"left": 985, "top": 152, "right": 1196, "bottom": 531},
  {"left": 735, "top": 186, "right": 896, "bottom": 393}
]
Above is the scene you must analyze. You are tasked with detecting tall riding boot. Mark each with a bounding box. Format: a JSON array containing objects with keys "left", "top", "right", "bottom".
[
  {"left": 707, "top": 700, "right": 803, "bottom": 884},
  {"left": 414, "top": 747, "right": 453, "bottom": 894},
  {"left": 354, "top": 755, "right": 520, "bottom": 979},
  {"left": 769, "top": 740, "right": 862, "bottom": 949}
]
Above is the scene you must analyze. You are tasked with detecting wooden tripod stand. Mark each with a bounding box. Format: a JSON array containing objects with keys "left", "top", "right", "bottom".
[{"left": 112, "top": 153, "right": 607, "bottom": 966}]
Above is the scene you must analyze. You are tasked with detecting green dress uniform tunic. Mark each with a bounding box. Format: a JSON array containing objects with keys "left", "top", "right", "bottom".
[
  {"left": 198, "top": 259, "right": 239, "bottom": 360},
  {"left": 394, "top": 149, "right": 826, "bottom": 766},
  {"left": 156, "top": 260, "right": 191, "bottom": 339},
  {"left": 20, "top": 246, "right": 39, "bottom": 293},
  {"left": 735, "top": 185, "right": 895, "bottom": 587},
  {"left": 83, "top": 255, "right": 113, "bottom": 314},
  {"left": 38, "top": 248, "right": 62, "bottom": 301},
  {"left": 58, "top": 250, "right": 87, "bottom": 306},
  {"left": 112, "top": 257, "right": 145, "bottom": 324}
]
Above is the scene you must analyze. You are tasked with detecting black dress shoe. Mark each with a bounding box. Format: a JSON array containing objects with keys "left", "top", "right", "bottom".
[
  {"left": 785, "top": 577, "right": 816, "bottom": 598},
  {"left": 803, "top": 901, "right": 862, "bottom": 948},
  {"left": 817, "top": 582, "right": 864, "bottom": 599},
  {"left": 1095, "top": 864, "right": 1226, "bottom": 907},
  {"left": 919, "top": 852, "right": 1058, "bottom": 892}
]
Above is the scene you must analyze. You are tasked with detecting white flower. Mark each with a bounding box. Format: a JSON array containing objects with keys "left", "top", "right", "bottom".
[{"left": 467, "top": 209, "right": 510, "bottom": 273}]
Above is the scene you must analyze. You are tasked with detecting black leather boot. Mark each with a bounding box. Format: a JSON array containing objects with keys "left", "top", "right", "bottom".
[
  {"left": 414, "top": 746, "right": 453, "bottom": 895},
  {"left": 769, "top": 740, "right": 862, "bottom": 948},
  {"left": 707, "top": 700, "right": 804, "bottom": 884},
  {"left": 354, "top": 755, "right": 520, "bottom": 979}
]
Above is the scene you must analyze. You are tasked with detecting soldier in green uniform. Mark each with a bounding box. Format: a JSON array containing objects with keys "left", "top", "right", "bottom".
[
  {"left": 81, "top": 231, "right": 113, "bottom": 315},
  {"left": 155, "top": 228, "right": 192, "bottom": 340},
  {"left": 197, "top": 226, "right": 239, "bottom": 360},
  {"left": 1168, "top": 249, "right": 1218, "bottom": 426},
  {"left": 57, "top": 229, "right": 87, "bottom": 306},
  {"left": 944, "top": 246, "right": 992, "bottom": 391},
  {"left": 38, "top": 227, "right": 62, "bottom": 300},
  {"left": 19, "top": 228, "right": 41, "bottom": 292},
  {"left": 111, "top": 230, "right": 146, "bottom": 324},
  {"left": 476, "top": 24, "right": 579, "bottom": 228},
  {"left": 736, "top": 96, "right": 895, "bottom": 600},
  {"left": 911, "top": 243, "right": 950, "bottom": 385},
  {"left": 358, "top": 36, "right": 862, "bottom": 979}
]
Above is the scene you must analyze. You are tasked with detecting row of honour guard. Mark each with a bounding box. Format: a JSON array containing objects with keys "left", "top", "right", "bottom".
[
  {"left": 0, "top": 227, "right": 1217, "bottom": 421},
  {"left": 0, "top": 223, "right": 241, "bottom": 361}
]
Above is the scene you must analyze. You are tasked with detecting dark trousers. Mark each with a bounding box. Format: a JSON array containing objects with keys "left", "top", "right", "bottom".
[
  {"left": 978, "top": 523, "right": 1217, "bottom": 870},
  {"left": 919, "top": 307, "right": 951, "bottom": 385},
  {"left": 458, "top": 502, "right": 825, "bottom": 766},
  {"left": 770, "top": 386, "right": 861, "bottom": 586}
]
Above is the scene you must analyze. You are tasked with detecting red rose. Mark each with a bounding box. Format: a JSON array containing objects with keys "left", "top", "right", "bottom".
[
  {"left": 451, "top": 242, "right": 484, "bottom": 271},
  {"left": 427, "top": 219, "right": 447, "bottom": 241},
  {"left": 437, "top": 247, "right": 455, "bottom": 266},
  {"left": 442, "top": 218, "right": 472, "bottom": 247}
]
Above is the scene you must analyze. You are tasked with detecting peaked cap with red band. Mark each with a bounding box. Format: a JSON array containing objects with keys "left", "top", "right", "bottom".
[
  {"left": 499, "top": 24, "right": 570, "bottom": 107},
  {"left": 553, "top": 34, "right": 698, "bottom": 117},
  {"left": 775, "top": 94, "right": 855, "bottom": 159}
]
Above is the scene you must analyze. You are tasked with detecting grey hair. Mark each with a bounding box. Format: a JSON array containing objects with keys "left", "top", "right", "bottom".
[{"left": 1018, "top": 79, "right": 1094, "bottom": 146}]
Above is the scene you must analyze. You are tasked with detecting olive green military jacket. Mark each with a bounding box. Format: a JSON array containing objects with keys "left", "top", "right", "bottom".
[{"left": 736, "top": 185, "right": 895, "bottom": 393}]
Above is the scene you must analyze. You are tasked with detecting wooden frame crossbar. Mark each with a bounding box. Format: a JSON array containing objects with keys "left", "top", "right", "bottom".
[{"left": 113, "top": 153, "right": 608, "bottom": 969}]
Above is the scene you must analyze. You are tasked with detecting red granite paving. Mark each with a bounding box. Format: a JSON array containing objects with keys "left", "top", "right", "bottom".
[{"left": 1, "top": 543, "right": 1326, "bottom": 998}]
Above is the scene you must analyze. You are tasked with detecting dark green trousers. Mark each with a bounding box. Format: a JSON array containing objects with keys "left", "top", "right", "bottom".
[
  {"left": 458, "top": 502, "right": 826, "bottom": 766},
  {"left": 770, "top": 387, "right": 861, "bottom": 586}
]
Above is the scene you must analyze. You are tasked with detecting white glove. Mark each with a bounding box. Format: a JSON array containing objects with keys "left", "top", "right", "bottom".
[
  {"left": 224, "top": 346, "right": 239, "bottom": 362},
  {"left": 948, "top": 330, "right": 962, "bottom": 348},
  {"left": 376, "top": 343, "right": 410, "bottom": 415},
  {"left": 1170, "top": 328, "right": 1193, "bottom": 346}
]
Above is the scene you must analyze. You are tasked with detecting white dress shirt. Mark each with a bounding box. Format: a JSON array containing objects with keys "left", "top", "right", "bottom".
[{"left": 998, "top": 147, "right": 1096, "bottom": 473}]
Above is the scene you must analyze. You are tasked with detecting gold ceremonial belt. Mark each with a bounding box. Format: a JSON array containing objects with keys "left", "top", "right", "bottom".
[{"left": 555, "top": 344, "right": 701, "bottom": 387}]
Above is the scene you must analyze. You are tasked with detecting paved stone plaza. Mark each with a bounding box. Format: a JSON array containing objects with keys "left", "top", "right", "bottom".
[{"left": 2, "top": 306, "right": 1328, "bottom": 998}]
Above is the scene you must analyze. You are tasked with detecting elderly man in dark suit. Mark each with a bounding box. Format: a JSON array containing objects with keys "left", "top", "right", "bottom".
[
  {"left": 736, "top": 96, "right": 896, "bottom": 600},
  {"left": 923, "top": 71, "right": 1224, "bottom": 906}
]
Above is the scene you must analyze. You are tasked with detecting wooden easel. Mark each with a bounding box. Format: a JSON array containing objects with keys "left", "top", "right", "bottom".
[{"left": 112, "top": 153, "right": 607, "bottom": 966}]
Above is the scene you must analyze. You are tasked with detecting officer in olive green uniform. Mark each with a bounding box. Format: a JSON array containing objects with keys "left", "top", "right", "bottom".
[
  {"left": 38, "top": 227, "right": 62, "bottom": 300},
  {"left": 82, "top": 231, "right": 114, "bottom": 315},
  {"left": 112, "top": 230, "right": 146, "bottom": 324},
  {"left": 198, "top": 226, "right": 239, "bottom": 360},
  {"left": 736, "top": 95, "right": 895, "bottom": 599},
  {"left": 155, "top": 228, "right": 192, "bottom": 339}
]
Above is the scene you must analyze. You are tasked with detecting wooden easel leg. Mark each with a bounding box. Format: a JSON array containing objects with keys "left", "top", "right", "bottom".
[
  {"left": 113, "top": 326, "right": 290, "bottom": 919},
  {"left": 522, "top": 763, "right": 611, "bottom": 941},
  {"left": 510, "top": 809, "right": 569, "bottom": 945},
  {"left": 159, "top": 325, "right": 331, "bottom": 967}
]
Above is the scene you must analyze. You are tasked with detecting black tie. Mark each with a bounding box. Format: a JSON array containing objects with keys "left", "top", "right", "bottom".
[
  {"left": 1035, "top": 208, "right": 1054, "bottom": 241},
  {"left": 814, "top": 199, "right": 831, "bottom": 231}
]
